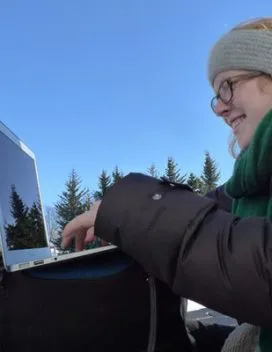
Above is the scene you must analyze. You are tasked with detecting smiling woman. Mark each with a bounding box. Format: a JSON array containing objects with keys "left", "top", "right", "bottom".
[
  {"left": 209, "top": 18, "right": 272, "bottom": 157},
  {"left": 62, "top": 17, "right": 272, "bottom": 352},
  {"left": 212, "top": 70, "right": 272, "bottom": 155}
]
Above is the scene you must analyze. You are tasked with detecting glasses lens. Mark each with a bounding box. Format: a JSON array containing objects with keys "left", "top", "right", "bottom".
[
  {"left": 211, "top": 81, "right": 231, "bottom": 112},
  {"left": 211, "top": 97, "right": 218, "bottom": 112},
  {"left": 219, "top": 81, "right": 232, "bottom": 102}
]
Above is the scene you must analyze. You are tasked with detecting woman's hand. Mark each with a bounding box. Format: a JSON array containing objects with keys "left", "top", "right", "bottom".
[{"left": 61, "top": 200, "right": 101, "bottom": 252}]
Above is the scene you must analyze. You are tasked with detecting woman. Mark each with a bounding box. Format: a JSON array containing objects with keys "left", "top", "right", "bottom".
[{"left": 62, "top": 17, "right": 272, "bottom": 351}]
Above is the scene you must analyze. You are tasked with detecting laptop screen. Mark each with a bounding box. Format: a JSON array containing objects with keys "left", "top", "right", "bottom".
[{"left": 0, "top": 127, "right": 51, "bottom": 266}]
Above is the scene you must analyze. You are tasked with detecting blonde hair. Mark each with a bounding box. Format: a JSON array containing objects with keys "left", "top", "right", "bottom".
[
  {"left": 233, "top": 17, "right": 272, "bottom": 30},
  {"left": 228, "top": 17, "right": 272, "bottom": 158}
]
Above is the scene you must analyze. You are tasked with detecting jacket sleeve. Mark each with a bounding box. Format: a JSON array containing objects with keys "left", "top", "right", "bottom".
[
  {"left": 206, "top": 185, "right": 232, "bottom": 213},
  {"left": 94, "top": 173, "right": 272, "bottom": 328}
]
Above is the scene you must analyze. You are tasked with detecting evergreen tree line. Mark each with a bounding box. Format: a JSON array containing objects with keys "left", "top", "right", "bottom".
[
  {"left": 46, "top": 151, "right": 220, "bottom": 253},
  {"left": 5, "top": 185, "right": 47, "bottom": 250}
]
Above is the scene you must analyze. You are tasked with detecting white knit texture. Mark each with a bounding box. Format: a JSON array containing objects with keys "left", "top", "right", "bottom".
[
  {"left": 221, "top": 323, "right": 260, "bottom": 352},
  {"left": 208, "top": 30, "right": 272, "bottom": 85}
]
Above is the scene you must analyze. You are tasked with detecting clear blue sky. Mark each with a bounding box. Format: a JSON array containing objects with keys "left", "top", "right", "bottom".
[{"left": 0, "top": 1, "right": 270, "bottom": 206}]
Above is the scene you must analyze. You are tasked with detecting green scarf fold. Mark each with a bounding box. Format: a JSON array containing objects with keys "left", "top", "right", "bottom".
[{"left": 225, "top": 110, "right": 272, "bottom": 352}]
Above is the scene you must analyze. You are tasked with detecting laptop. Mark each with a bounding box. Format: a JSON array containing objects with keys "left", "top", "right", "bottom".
[{"left": 0, "top": 121, "right": 116, "bottom": 272}]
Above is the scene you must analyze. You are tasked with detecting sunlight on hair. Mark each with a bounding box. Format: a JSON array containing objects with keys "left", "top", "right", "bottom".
[{"left": 233, "top": 17, "right": 272, "bottom": 31}]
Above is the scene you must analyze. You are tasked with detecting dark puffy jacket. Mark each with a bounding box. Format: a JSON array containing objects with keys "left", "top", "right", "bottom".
[
  {"left": 206, "top": 184, "right": 232, "bottom": 213},
  {"left": 95, "top": 173, "right": 272, "bottom": 329}
]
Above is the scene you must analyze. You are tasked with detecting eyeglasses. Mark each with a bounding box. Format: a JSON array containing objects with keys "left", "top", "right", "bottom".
[{"left": 211, "top": 72, "right": 263, "bottom": 113}]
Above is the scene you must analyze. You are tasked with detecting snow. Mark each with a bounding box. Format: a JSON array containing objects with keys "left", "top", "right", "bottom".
[{"left": 187, "top": 300, "right": 206, "bottom": 312}]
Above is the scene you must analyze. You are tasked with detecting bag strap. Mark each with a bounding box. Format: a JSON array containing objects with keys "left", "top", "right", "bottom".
[
  {"left": 147, "top": 275, "right": 157, "bottom": 352},
  {"left": 0, "top": 255, "right": 5, "bottom": 295}
]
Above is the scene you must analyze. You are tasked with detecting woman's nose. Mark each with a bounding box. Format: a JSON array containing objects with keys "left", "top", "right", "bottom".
[{"left": 214, "top": 98, "right": 230, "bottom": 117}]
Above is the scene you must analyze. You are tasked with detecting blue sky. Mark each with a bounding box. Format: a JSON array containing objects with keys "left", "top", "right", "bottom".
[{"left": 0, "top": 1, "right": 270, "bottom": 206}]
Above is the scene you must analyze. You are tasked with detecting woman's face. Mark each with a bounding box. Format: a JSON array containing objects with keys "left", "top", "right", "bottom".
[{"left": 212, "top": 70, "right": 272, "bottom": 150}]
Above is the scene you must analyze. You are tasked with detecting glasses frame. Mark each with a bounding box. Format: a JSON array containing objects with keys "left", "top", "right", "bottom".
[{"left": 211, "top": 72, "right": 264, "bottom": 113}]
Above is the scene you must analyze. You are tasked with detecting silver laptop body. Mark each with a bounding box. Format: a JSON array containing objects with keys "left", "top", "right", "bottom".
[{"left": 0, "top": 121, "right": 116, "bottom": 272}]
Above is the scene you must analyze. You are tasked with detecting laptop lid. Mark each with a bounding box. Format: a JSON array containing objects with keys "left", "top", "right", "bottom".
[{"left": 0, "top": 121, "right": 52, "bottom": 267}]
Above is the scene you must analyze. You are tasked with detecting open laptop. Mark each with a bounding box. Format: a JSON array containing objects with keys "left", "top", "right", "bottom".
[{"left": 0, "top": 121, "right": 116, "bottom": 272}]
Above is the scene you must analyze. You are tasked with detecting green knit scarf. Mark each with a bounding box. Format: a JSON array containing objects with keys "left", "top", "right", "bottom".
[{"left": 225, "top": 110, "right": 272, "bottom": 352}]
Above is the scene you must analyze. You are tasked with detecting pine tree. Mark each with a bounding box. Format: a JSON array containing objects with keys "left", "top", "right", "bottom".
[
  {"left": 82, "top": 189, "right": 92, "bottom": 211},
  {"left": 93, "top": 170, "right": 112, "bottom": 201},
  {"left": 164, "top": 157, "right": 186, "bottom": 183},
  {"left": 201, "top": 151, "right": 220, "bottom": 193},
  {"left": 5, "top": 185, "right": 29, "bottom": 250},
  {"left": 147, "top": 163, "right": 159, "bottom": 178},
  {"left": 88, "top": 170, "right": 112, "bottom": 249},
  {"left": 45, "top": 205, "right": 59, "bottom": 244},
  {"left": 9, "top": 184, "right": 28, "bottom": 220},
  {"left": 112, "top": 166, "right": 123, "bottom": 184},
  {"left": 54, "top": 169, "right": 89, "bottom": 252},
  {"left": 5, "top": 186, "right": 47, "bottom": 250},
  {"left": 187, "top": 173, "right": 204, "bottom": 193},
  {"left": 27, "top": 201, "right": 47, "bottom": 248}
]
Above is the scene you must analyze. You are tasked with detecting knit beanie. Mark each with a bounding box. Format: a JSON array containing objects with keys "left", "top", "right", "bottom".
[{"left": 208, "top": 29, "right": 272, "bottom": 85}]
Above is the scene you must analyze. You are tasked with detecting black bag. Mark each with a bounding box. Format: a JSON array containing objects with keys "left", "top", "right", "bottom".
[{"left": 0, "top": 248, "right": 193, "bottom": 352}]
